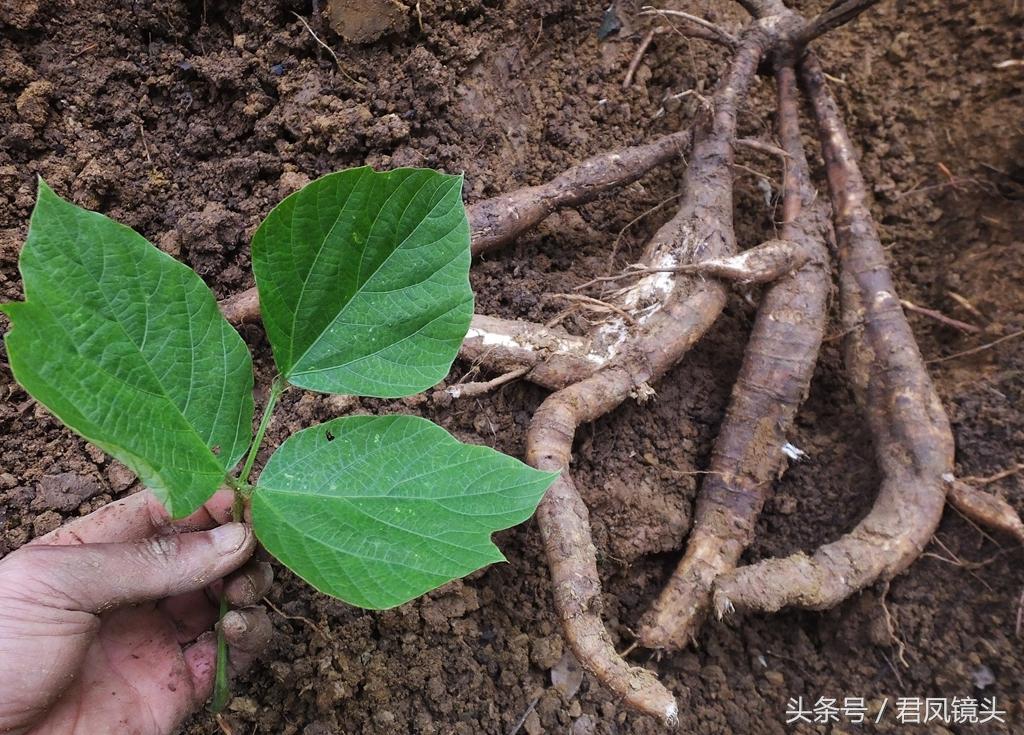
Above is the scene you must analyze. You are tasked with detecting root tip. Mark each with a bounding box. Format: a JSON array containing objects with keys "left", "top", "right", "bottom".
[
  {"left": 664, "top": 700, "right": 680, "bottom": 727},
  {"left": 715, "top": 596, "right": 734, "bottom": 619},
  {"left": 782, "top": 442, "right": 809, "bottom": 461}
]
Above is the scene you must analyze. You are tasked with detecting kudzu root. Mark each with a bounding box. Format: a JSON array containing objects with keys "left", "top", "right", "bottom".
[
  {"left": 457, "top": 315, "right": 597, "bottom": 391},
  {"left": 469, "top": 130, "right": 692, "bottom": 257},
  {"left": 947, "top": 479, "right": 1024, "bottom": 545},
  {"left": 642, "top": 0, "right": 1020, "bottom": 655},
  {"left": 712, "top": 53, "right": 957, "bottom": 615},
  {"left": 657, "top": 237, "right": 815, "bottom": 285},
  {"left": 638, "top": 60, "right": 830, "bottom": 650},
  {"left": 455, "top": 233, "right": 817, "bottom": 394},
  {"left": 525, "top": 16, "right": 805, "bottom": 722}
]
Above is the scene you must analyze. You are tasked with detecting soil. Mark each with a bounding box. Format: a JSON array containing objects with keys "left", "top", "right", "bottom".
[{"left": 1, "top": 0, "right": 1022, "bottom": 733}]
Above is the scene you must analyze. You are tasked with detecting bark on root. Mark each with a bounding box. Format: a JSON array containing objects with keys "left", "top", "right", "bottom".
[
  {"left": 638, "top": 62, "right": 830, "bottom": 649},
  {"left": 712, "top": 53, "right": 956, "bottom": 616}
]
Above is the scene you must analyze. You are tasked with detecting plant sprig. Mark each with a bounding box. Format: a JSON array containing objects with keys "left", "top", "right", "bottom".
[{"left": 2, "top": 169, "right": 556, "bottom": 709}]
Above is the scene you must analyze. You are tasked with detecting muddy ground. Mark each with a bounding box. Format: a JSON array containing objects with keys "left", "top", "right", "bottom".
[{"left": 1, "top": 0, "right": 1022, "bottom": 733}]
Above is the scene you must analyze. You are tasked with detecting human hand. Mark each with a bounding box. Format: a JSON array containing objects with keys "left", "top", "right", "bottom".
[{"left": 0, "top": 489, "right": 274, "bottom": 735}]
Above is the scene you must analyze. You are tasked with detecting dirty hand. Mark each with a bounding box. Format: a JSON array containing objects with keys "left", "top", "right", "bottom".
[{"left": 0, "top": 489, "right": 274, "bottom": 735}]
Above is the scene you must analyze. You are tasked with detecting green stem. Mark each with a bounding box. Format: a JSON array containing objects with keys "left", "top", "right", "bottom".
[
  {"left": 238, "top": 374, "right": 286, "bottom": 487},
  {"left": 210, "top": 595, "right": 231, "bottom": 713},
  {"left": 211, "top": 374, "right": 285, "bottom": 712}
]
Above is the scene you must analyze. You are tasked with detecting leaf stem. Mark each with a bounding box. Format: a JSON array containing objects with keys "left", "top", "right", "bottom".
[
  {"left": 238, "top": 374, "right": 286, "bottom": 487},
  {"left": 212, "top": 374, "right": 285, "bottom": 712},
  {"left": 230, "top": 490, "right": 245, "bottom": 524}
]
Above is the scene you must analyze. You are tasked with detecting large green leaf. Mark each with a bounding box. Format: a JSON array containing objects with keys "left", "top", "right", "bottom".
[
  {"left": 251, "top": 167, "right": 473, "bottom": 398},
  {"left": 1, "top": 181, "right": 254, "bottom": 518},
  {"left": 251, "top": 415, "right": 556, "bottom": 609}
]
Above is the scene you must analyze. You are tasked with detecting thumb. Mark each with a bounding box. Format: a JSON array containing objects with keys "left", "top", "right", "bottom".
[{"left": 10, "top": 523, "right": 255, "bottom": 613}]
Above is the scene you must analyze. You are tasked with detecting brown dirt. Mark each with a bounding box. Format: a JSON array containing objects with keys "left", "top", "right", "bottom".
[{"left": 1, "top": 0, "right": 1022, "bottom": 733}]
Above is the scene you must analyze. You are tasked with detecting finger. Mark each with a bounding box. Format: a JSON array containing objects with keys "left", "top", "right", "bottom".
[
  {"left": 223, "top": 560, "right": 274, "bottom": 607},
  {"left": 183, "top": 631, "right": 218, "bottom": 703},
  {"left": 32, "top": 488, "right": 236, "bottom": 546},
  {"left": 12, "top": 523, "right": 255, "bottom": 612},
  {"left": 220, "top": 607, "right": 274, "bottom": 673},
  {"left": 160, "top": 589, "right": 219, "bottom": 643}
]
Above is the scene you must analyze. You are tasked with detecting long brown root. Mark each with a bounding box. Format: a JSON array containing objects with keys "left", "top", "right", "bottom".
[
  {"left": 713, "top": 53, "right": 955, "bottom": 616},
  {"left": 796, "top": 0, "right": 881, "bottom": 45},
  {"left": 673, "top": 237, "right": 814, "bottom": 284},
  {"left": 947, "top": 479, "right": 1024, "bottom": 545},
  {"left": 525, "top": 18, "right": 801, "bottom": 721},
  {"left": 458, "top": 315, "right": 597, "bottom": 390},
  {"left": 469, "top": 130, "right": 692, "bottom": 257},
  {"left": 638, "top": 62, "right": 830, "bottom": 649}
]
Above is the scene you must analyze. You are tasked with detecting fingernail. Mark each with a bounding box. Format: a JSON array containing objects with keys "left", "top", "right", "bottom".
[{"left": 209, "top": 523, "right": 248, "bottom": 553}]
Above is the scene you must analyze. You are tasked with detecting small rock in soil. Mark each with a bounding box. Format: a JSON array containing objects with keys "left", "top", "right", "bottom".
[
  {"left": 970, "top": 664, "right": 995, "bottom": 689},
  {"left": 32, "top": 472, "right": 101, "bottom": 512},
  {"left": 550, "top": 650, "right": 584, "bottom": 699},
  {"left": 229, "top": 697, "right": 260, "bottom": 716}
]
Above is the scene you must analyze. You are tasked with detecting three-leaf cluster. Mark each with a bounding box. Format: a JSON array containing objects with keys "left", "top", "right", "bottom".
[{"left": 2, "top": 169, "right": 555, "bottom": 609}]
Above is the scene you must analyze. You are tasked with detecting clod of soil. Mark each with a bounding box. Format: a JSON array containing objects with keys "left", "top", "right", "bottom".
[{"left": 327, "top": 0, "right": 409, "bottom": 44}]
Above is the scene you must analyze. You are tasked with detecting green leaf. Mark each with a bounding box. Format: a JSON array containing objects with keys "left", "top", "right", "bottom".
[
  {"left": 1, "top": 181, "right": 254, "bottom": 518},
  {"left": 251, "top": 415, "right": 556, "bottom": 609},
  {"left": 251, "top": 167, "right": 473, "bottom": 398}
]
